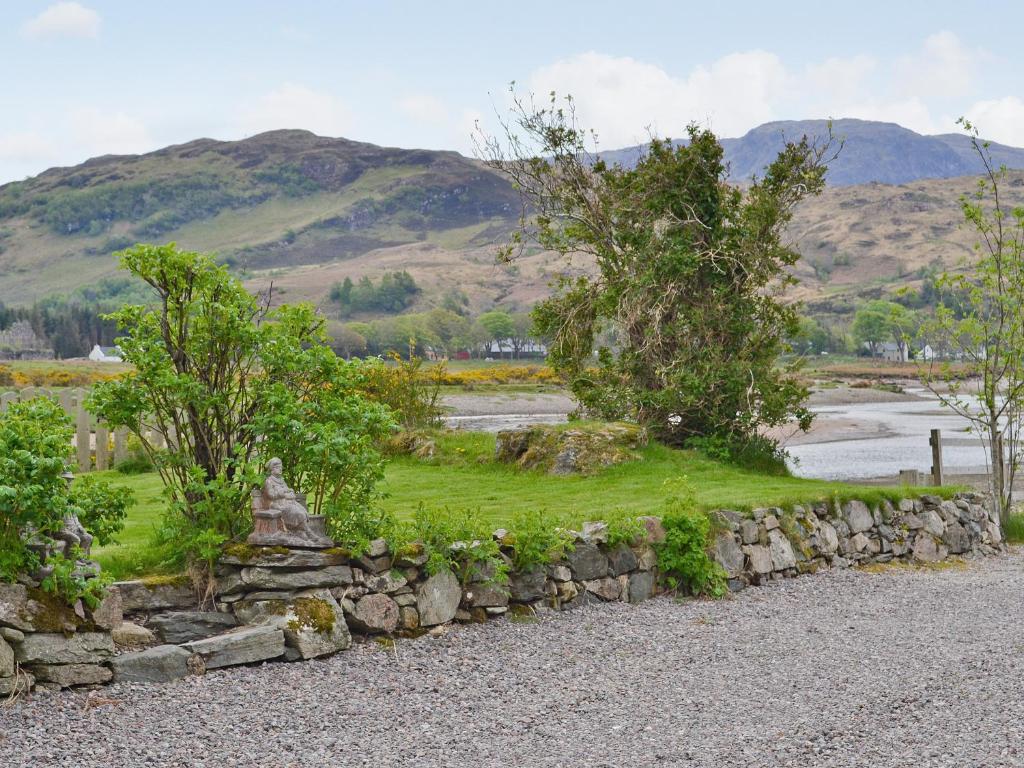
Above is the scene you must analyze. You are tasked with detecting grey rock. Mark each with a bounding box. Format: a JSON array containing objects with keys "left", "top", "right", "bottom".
[
  {"left": 903, "top": 511, "right": 924, "bottom": 529},
  {"left": 739, "top": 519, "right": 760, "bottom": 545},
  {"left": 31, "top": 663, "right": 112, "bottom": 688},
  {"left": 763, "top": 514, "right": 780, "bottom": 531},
  {"left": 15, "top": 632, "right": 114, "bottom": 665},
  {"left": 508, "top": 567, "right": 547, "bottom": 602},
  {"left": 633, "top": 545, "right": 658, "bottom": 571},
  {"left": 942, "top": 520, "right": 971, "bottom": 554},
  {"left": 281, "top": 593, "right": 351, "bottom": 658},
  {"left": 712, "top": 532, "right": 746, "bottom": 578},
  {"left": 581, "top": 521, "right": 609, "bottom": 544},
  {"left": 182, "top": 624, "right": 285, "bottom": 669},
  {"left": 111, "top": 621, "right": 156, "bottom": 648},
  {"left": 566, "top": 542, "right": 608, "bottom": 581},
  {"left": 148, "top": 611, "right": 238, "bottom": 644},
  {"left": 109, "top": 644, "right": 193, "bottom": 683},
  {"left": 742, "top": 544, "right": 773, "bottom": 575},
  {"left": 849, "top": 532, "right": 871, "bottom": 553},
  {"left": 583, "top": 577, "right": 621, "bottom": 601},
  {"left": 548, "top": 565, "right": 573, "bottom": 582},
  {"left": 416, "top": 570, "right": 462, "bottom": 626},
  {"left": 0, "top": 670, "right": 33, "bottom": 697},
  {"left": 0, "top": 626, "right": 24, "bottom": 644},
  {"left": 363, "top": 569, "right": 408, "bottom": 594},
  {"left": 348, "top": 593, "right": 400, "bottom": 633},
  {"left": 0, "top": 636, "right": 13, "bottom": 678},
  {"left": 220, "top": 549, "right": 349, "bottom": 568},
  {"left": 399, "top": 606, "right": 419, "bottom": 631},
  {"left": 628, "top": 571, "right": 655, "bottom": 603},
  {"left": 912, "top": 534, "right": 942, "bottom": 563},
  {"left": 239, "top": 565, "right": 354, "bottom": 591},
  {"left": 89, "top": 588, "right": 123, "bottom": 630},
  {"left": 115, "top": 580, "right": 195, "bottom": 613},
  {"left": 767, "top": 530, "right": 797, "bottom": 571},
  {"left": 843, "top": 500, "right": 874, "bottom": 534},
  {"left": 606, "top": 543, "right": 639, "bottom": 576},
  {"left": 357, "top": 554, "right": 393, "bottom": 574},
  {"left": 466, "top": 582, "right": 509, "bottom": 609},
  {"left": 392, "top": 592, "right": 417, "bottom": 608},
  {"left": 919, "top": 510, "right": 945, "bottom": 537},
  {"left": 815, "top": 520, "right": 840, "bottom": 555},
  {"left": 0, "top": 584, "right": 77, "bottom": 633}
]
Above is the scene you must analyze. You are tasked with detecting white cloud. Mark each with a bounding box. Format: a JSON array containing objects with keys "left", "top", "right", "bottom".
[
  {"left": 240, "top": 83, "right": 352, "bottom": 137},
  {"left": 965, "top": 96, "right": 1024, "bottom": 146},
  {"left": 893, "top": 31, "right": 978, "bottom": 100},
  {"left": 527, "top": 50, "right": 790, "bottom": 147},
  {"left": 71, "top": 107, "right": 154, "bottom": 156},
  {"left": 21, "top": 2, "right": 100, "bottom": 40},
  {"left": 397, "top": 94, "right": 449, "bottom": 125}
]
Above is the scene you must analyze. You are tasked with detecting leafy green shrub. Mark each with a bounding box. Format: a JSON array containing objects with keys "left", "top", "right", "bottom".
[
  {"left": 0, "top": 398, "right": 129, "bottom": 606},
  {"left": 115, "top": 435, "right": 155, "bottom": 474},
  {"left": 394, "top": 505, "right": 507, "bottom": 584},
  {"left": 598, "top": 507, "right": 646, "bottom": 547},
  {"left": 362, "top": 352, "right": 444, "bottom": 431},
  {"left": 655, "top": 479, "right": 726, "bottom": 597},
  {"left": 684, "top": 433, "right": 791, "bottom": 476},
  {"left": 507, "top": 509, "right": 575, "bottom": 571}
]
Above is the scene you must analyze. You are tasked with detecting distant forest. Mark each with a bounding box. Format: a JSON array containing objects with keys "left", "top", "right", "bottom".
[{"left": 0, "top": 277, "right": 153, "bottom": 358}]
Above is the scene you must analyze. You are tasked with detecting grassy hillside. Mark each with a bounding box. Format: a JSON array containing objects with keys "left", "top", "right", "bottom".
[{"left": 1, "top": 127, "right": 1022, "bottom": 318}]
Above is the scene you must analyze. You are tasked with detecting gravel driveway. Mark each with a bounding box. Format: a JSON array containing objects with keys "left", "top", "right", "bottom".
[{"left": 4, "top": 551, "right": 1024, "bottom": 768}]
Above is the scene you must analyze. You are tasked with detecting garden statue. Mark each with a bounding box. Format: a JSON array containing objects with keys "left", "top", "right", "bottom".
[
  {"left": 53, "top": 511, "right": 94, "bottom": 560},
  {"left": 247, "top": 457, "right": 333, "bottom": 548}
]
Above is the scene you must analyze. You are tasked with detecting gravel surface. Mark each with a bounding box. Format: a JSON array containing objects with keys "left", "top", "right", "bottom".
[{"left": 4, "top": 552, "right": 1024, "bottom": 768}]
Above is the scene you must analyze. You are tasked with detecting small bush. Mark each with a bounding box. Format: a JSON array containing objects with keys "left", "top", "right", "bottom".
[
  {"left": 655, "top": 479, "right": 726, "bottom": 597},
  {"left": 507, "top": 509, "right": 575, "bottom": 571},
  {"left": 362, "top": 353, "right": 444, "bottom": 430},
  {"left": 393, "top": 505, "right": 507, "bottom": 584},
  {"left": 115, "top": 435, "right": 155, "bottom": 474}
]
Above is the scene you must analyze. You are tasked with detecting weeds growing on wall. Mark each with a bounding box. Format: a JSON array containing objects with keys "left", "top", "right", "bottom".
[{"left": 655, "top": 478, "right": 727, "bottom": 597}]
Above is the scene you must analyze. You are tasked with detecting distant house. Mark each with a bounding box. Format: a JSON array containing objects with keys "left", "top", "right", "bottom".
[
  {"left": 487, "top": 339, "right": 548, "bottom": 360},
  {"left": 0, "top": 320, "right": 54, "bottom": 361},
  {"left": 919, "top": 344, "right": 936, "bottom": 361},
  {"left": 88, "top": 345, "right": 123, "bottom": 363},
  {"left": 875, "top": 342, "right": 909, "bottom": 363}
]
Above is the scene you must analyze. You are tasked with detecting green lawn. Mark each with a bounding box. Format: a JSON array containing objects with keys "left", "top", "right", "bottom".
[{"left": 91, "top": 430, "right": 948, "bottom": 580}]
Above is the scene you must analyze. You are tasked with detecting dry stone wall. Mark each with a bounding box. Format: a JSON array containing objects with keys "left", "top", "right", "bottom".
[{"left": 0, "top": 492, "right": 1002, "bottom": 694}]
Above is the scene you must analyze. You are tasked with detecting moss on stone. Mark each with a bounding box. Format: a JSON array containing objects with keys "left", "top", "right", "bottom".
[
  {"left": 139, "top": 573, "right": 189, "bottom": 587},
  {"left": 286, "top": 597, "right": 336, "bottom": 635},
  {"left": 221, "top": 543, "right": 291, "bottom": 562}
]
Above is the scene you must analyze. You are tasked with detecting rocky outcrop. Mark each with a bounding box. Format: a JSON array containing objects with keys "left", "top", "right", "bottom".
[{"left": 495, "top": 423, "right": 645, "bottom": 475}]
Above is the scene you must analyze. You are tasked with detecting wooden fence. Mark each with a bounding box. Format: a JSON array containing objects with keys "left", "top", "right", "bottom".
[{"left": 0, "top": 387, "right": 163, "bottom": 473}]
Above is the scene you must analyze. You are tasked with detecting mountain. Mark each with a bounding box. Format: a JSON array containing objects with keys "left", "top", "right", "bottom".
[
  {"left": 0, "top": 130, "right": 526, "bottom": 307},
  {"left": 600, "top": 118, "right": 1024, "bottom": 185},
  {"left": 1, "top": 122, "right": 1023, "bottom": 315}
]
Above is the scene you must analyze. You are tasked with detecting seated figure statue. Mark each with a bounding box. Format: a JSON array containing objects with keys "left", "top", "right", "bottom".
[
  {"left": 247, "top": 457, "right": 333, "bottom": 548},
  {"left": 53, "top": 511, "right": 93, "bottom": 560}
]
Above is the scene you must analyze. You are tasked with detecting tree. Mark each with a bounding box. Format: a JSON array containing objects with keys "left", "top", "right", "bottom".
[
  {"left": 425, "top": 308, "right": 469, "bottom": 358},
  {"left": 919, "top": 119, "right": 1024, "bottom": 523},
  {"left": 478, "top": 91, "right": 834, "bottom": 451},
  {"left": 509, "top": 313, "right": 535, "bottom": 359},
  {"left": 852, "top": 301, "right": 890, "bottom": 357},
  {"left": 477, "top": 310, "right": 515, "bottom": 359},
  {"left": 89, "top": 244, "right": 394, "bottom": 570}
]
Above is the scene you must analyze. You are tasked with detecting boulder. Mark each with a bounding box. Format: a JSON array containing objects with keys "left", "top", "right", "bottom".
[
  {"left": 0, "top": 671, "right": 33, "bottom": 697},
  {"left": 606, "top": 543, "right": 638, "bottom": 576},
  {"left": 581, "top": 521, "right": 609, "bottom": 544},
  {"left": 148, "top": 611, "right": 238, "bottom": 644},
  {"left": 712, "top": 532, "right": 746, "bottom": 578},
  {"left": 0, "top": 636, "right": 13, "bottom": 678},
  {"left": 115, "top": 580, "right": 195, "bottom": 613},
  {"left": 363, "top": 570, "right": 408, "bottom": 594},
  {"left": 919, "top": 510, "right": 945, "bottom": 537},
  {"left": 742, "top": 545, "right": 773, "bottom": 575},
  {"left": 220, "top": 548, "right": 350, "bottom": 568},
  {"left": 584, "top": 577, "right": 621, "bottom": 601},
  {"left": 636, "top": 516, "right": 666, "bottom": 544},
  {"left": 31, "top": 663, "right": 112, "bottom": 688},
  {"left": 942, "top": 521, "right": 971, "bottom": 554},
  {"left": 739, "top": 519, "right": 760, "bottom": 545},
  {"left": 239, "top": 565, "right": 354, "bottom": 591},
  {"left": 112, "top": 621, "right": 157, "bottom": 648},
  {"left": 849, "top": 532, "right": 871, "bottom": 553},
  {"left": 281, "top": 593, "right": 351, "bottom": 659},
  {"left": 814, "top": 520, "right": 840, "bottom": 555},
  {"left": 415, "top": 570, "right": 462, "bottom": 626},
  {"left": 566, "top": 542, "right": 608, "bottom": 581},
  {"left": 628, "top": 571, "right": 655, "bottom": 603},
  {"left": 912, "top": 534, "right": 942, "bottom": 563},
  {"left": 0, "top": 584, "right": 82, "bottom": 633},
  {"left": 495, "top": 422, "right": 643, "bottom": 475},
  {"left": 548, "top": 565, "right": 573, "bottom": 582},
  {"left": 15, "top": 632, "right": 114, "bottom": 665},
  {"left": 508, "top": 567, "right": 547, "bottom": 602},
  {"left": 89, "top": 588, "right": 123, "bottom": 630},
  {"left": 767, "top": 530, "right": 797, "bottom": 571},
  {"left": 843, "top": 501, "right": 874, "bottom": 534},
  {"left": 465, "top": 583, "right": 509, "bottom": 609},
  {"left": 182, "top": 625, "right": 285, "bottom": 669},
  {"left": 109, "top": 644, "right": 193, "bottom": 684},
  {"left": 348, "top": 594, "right": 400, "bottom": 634}
]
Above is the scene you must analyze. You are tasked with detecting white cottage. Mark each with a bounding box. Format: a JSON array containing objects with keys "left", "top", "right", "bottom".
[{"left": 88, "top": 344, "right": 123, "bottom": 363}]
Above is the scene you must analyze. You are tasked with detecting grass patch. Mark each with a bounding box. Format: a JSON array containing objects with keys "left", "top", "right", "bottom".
[
  {"left": 88, "top": 430, "right": 959, "bottom": 578},
  {"left": 1004, "top": 513, "right": 1024, "bottom": 544}
]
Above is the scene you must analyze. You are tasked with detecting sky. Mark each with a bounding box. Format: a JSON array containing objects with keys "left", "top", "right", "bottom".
[{"left": 2, "top": 0, "right": 1024, "bottom": 184}]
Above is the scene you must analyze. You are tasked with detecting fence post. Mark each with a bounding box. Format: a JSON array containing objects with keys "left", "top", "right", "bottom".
[
  {"left": 899, "top": 469, "right": 921, "bottom": 486},
  {"left": 929, "top": 429, "right": 944, "bottom": 486},
  {"left": 76, "top": 407, "right": 91, "bottom": 472},
  {"left": 114, "top": 427, "right": 128, "bottom": 465},
  {"left": 95, "top": 423, "right": 109, "bottom": 471}
]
